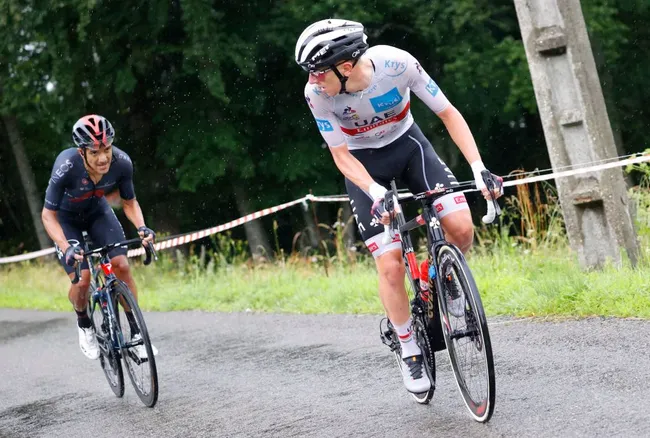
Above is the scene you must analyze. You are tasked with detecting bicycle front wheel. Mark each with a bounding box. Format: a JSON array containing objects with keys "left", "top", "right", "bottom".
[
  {"left": 114, "top": 282, "right": 159, "bottom": 408},
  {"left": 90, "top": 292, "right": 124, "bottom": 398},
  {"left": 436, "top": 245, "right": 495, "bottom": 422}
]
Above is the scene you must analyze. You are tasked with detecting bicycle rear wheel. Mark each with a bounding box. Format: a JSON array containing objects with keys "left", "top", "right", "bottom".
[
  {"left": 90, "top": 291, "right": 124, "bottom": 398},
  {"left": 114, "top": 282, "right": 159, "bottom": 408},
  {"left": 436, "top": 244, "right": 495, "bottom": 422}
]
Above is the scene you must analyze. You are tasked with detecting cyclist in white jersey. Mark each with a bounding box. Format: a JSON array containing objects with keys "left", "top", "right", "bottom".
[{"left": 296, "top": 19, "right": 502, "bottom": 395}]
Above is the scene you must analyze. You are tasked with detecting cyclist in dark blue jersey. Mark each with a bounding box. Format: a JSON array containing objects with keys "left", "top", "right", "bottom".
[{"left": 41, "top": 115, "right": 157, "bottom": 360}]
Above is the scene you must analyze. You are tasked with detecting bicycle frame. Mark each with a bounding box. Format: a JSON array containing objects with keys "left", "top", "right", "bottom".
[
  {"left": 385, "top": 181, "right": 470, "bottom": 291},
  {"left": 384, "top": 173, "right": 500, "bottom": 288},
  {"left": 80, "top": 235, "right": 155, "bottom": 356}
]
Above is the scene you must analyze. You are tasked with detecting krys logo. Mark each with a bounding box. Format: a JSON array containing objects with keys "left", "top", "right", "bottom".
[
  {"left": 384, "top": 60, "right": 407, "bottom": 76},
  {"left": 369, "top": 87, "right": 403, "bottom": 112},
  {"left": 315, "top": 119, "right": 334, "bottom": 132}
]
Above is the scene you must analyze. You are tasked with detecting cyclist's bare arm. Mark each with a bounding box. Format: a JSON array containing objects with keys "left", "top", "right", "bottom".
[
  {"left": 41, "top": 208, "right": 76, "bottom": 254},
  {"left": 329, "top": 143, "right": 390, "bottom": 224},
  {"left": 122, "top": 198, "right": 153, "bottom": 242},
  {"left": 328, "top": 143, "right": 376, "bottom": 192},
  {"left": 436, "top": 105, "right": 482, "bottom": 165},
  {"left": 122, "top": 198, "right": 155, "bottom": 242}
]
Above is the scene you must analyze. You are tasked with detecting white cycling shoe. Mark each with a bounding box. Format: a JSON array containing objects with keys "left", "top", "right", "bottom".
[
  {"left": 397, "top": 354, "right": 432, "bottom": 393},
  {"left": 78, "top": 326, "right": 100, "bottom": 360},
  {"left": 131, "top": 333, "right": 158, "bottom": 359}
]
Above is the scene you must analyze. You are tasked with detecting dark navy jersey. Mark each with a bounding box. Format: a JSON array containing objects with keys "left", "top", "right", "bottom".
[{"left": 44, "top": 146, "right": 136, "bottom": 213}]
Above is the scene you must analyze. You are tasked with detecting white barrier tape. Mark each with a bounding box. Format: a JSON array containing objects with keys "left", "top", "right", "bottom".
[
  {"left": 500, "top": 153, "right": 650, "bottom": 188},
  {"left": 0, "top": 247, "right": 56, "bottom": 264},
  {"left": 304, "top": 153, "right": 650, "bottom": 200},
  {"left": 3, "top": 153, "right": 649, "bottom": 264},
  {"left": 306, "top": 194, "right": 350, "bottom": 202},
  {"left": 126, "top": 196, "right": 309, "bottom": 257}
]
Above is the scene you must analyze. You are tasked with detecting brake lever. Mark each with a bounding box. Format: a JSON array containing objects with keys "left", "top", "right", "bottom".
[
  {"left": 381, "top": 191, "right": 395, "bottom": 245},
  {"left": 72, "top": 260, "right": 81, "bottom": 284},
  {"left": 480, "top": 170, "right": 502, "bottom": 224},
  {"left": 143, "top": 240, "right": 157, "bottom": 265}
]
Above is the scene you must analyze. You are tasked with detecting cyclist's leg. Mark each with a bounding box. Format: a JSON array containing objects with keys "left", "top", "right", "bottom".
[
  {"left": 401, "top": 124, "right": 473, "bottom": 253},
  {"left": 347, "top": 142, "right": 431, "bottom": 392},
  {"left": 346, "top": 179, "right": 408, "bottom": 321},
  {"left": 53, "top": 216, "right": 91, "bottom": 311},
  {"left": 345, "top": 176, "right": 423, "bottom": 358},
  {"left": 54, "top": 214, "right": 98, "bottom": 359},
  {"left": 346, "top": 178, "right": 426, "bottom": 362}
]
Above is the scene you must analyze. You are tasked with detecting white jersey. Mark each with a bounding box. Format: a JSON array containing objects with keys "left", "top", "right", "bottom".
[{"left": 304, "top": 45, "right": 450, "bottom": 150}]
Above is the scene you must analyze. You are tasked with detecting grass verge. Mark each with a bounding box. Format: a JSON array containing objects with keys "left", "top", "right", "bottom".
[{"left": 2, "top": 245, "right": 648, "bottom": 318}]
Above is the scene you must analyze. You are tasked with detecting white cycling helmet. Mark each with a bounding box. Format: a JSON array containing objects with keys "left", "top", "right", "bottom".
[{"left": 295, "top": 19, "right": 369, "bottom": 73}]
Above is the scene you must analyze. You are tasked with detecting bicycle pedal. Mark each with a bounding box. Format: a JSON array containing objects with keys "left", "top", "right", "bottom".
[{"left": 379, "top": 318, "right": 399, "bottom": 351}]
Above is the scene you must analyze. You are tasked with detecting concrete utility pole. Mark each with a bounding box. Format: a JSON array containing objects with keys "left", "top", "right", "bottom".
[{"left": 513, "top": 0, "right": 639, "bottom": 269}]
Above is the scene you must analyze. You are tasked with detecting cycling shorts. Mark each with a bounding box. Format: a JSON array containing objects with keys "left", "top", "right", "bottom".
[
  {"left": 54, "top": 204, "right": 128, "bottom": 275},
  {"left": 345, "top": 122, "right": 469, "bottom": 258}
]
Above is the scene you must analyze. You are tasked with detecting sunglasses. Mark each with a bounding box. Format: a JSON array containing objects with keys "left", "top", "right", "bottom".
[{"left": 307, "top": 61, "right": 348, "bottom": 77}]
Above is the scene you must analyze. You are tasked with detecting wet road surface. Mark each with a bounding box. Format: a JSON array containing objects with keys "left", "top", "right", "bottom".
[{"left": 1, "top": 309, "right": 649, "bottom": 437}]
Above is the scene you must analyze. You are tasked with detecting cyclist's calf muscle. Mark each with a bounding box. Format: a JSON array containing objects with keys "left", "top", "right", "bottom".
[
  {"left": 110, "top": 255, "right": 139, "bottom": 302},
  {"left": 68, "top": 269, "right": 91, "bottom": 312},
  {"left": 376, "top": 250, "right": 410, "bottom": 325}
]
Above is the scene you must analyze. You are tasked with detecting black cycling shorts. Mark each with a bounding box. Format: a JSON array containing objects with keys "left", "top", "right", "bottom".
[
  {"left": 54, "top": 204, "right": 128, "bottom": 275},
  {"left": 345, "top": 122, "right": 469, "bottom": 257}
]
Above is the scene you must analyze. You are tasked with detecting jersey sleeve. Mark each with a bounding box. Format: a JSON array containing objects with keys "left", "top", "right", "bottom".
[
  {"left": 406, "top": 53, "right": 450, "bottom": 114},
  {"left": 304, "top": 83, "right": 346, "bottom": 148},
  {"left": 43, "top": 152, "right": 71, "bottom": 211},
  {"left": 116, "top": 151, "right": 136, "bottom": 200}
]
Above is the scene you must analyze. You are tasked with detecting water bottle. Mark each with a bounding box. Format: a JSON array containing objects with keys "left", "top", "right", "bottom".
[{"left": 419, "top": 260, "right": 431, "bottom": 302}]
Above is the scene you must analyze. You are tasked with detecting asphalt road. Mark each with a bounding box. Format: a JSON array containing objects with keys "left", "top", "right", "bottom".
[{"left": 1, "top": 309, "right": 649, "bottom": 437}]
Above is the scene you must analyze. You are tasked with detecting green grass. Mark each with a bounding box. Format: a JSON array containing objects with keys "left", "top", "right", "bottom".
[{"left": 2, "top": 244, "right": 649, "bottom": 318}]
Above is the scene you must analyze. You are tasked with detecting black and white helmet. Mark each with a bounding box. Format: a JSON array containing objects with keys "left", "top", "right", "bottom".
[{"left": 295, "top": 19, "right": 369, "bottom": 72}]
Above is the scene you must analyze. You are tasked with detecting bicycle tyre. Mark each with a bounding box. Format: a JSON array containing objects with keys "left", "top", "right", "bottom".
[
  {"left": 114, "top": 282, "right": 159, "bottom": 408},
  {"left": 90, "top": 290, "right": 124, "bottom": 398},
  {"left": 435, "top": 244, "right": 495, "bottom": 422}
]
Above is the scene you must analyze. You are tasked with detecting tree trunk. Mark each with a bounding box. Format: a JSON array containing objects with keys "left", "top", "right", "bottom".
[
  {"left": 231, "top": 183, "right": 272, "bottom": 260},
  {"left": 301, "top": 202, "right": 319, "bottom": 251},
  {"left": 341, "top": 202, "right": 356, "bottom": 249},
  {"left": 3, "top": 115, "right": 50, "bottom": 249}
]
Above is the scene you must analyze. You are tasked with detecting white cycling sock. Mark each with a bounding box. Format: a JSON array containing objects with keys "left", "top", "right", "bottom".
[{"left": 391, "top": 317, "right": 422, "bottom": 358}]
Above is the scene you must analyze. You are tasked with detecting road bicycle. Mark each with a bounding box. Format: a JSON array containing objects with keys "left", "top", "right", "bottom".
[
  {"left": 379, "top": 171, "right": 501, "bottom": 422},
  {"left": 73, "top": 233, "right": 159, "bottom": 407}
]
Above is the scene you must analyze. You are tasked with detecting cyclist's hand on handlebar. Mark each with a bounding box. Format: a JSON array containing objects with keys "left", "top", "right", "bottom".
[
  {"left": 64, "top": 245, "right": 84, "bottom": 267},
  {"left": 369, "top": 183, "right": 390, "bottom": 225},
  {"left": 471, "top": 161, "right": 503, "bottom": 201},
  {"left": 138, "top": 226, "right": 156, "bottom": 243},
  {"left": 370, "top": 198, "right": 391, "bottom": 225}
]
